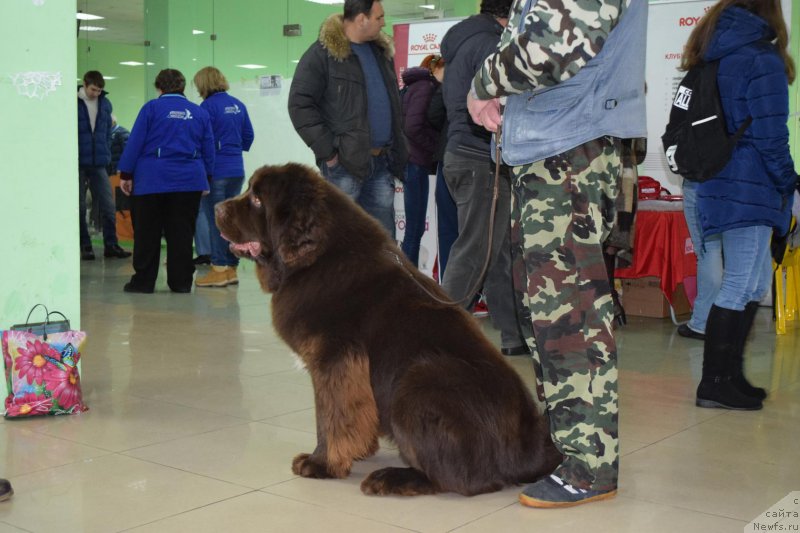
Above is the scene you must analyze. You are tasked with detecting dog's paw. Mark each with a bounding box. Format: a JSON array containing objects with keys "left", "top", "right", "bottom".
[
  {"left": 361, "top": 467, "right": 436, "bottom": 496},
  {"left": 291, "top": 453, "right": 335, "bottom": 479}
]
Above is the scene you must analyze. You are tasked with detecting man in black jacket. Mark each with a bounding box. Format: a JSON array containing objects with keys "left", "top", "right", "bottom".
[
  {"left": 439, "top": 0, "right": 527, "bottom": 356},
  {"left": 288, "top": 0, "right": 407, "bottom": 237}
]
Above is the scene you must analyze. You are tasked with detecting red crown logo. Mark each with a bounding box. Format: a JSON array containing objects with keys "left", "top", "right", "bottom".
[{"left": 422, "top": 33, "right": 436, "bottom": 43}]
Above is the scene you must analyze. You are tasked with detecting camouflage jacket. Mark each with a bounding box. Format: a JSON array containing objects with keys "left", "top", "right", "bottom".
[
  {"left": 288, "top": 14, "right": 408, "bottom": 179},
  {"left": 473, "top": 0, "right": 630, "bottom": 98},
  {"left": 475, "top": 0, "right": 648, "bottom": 164}
]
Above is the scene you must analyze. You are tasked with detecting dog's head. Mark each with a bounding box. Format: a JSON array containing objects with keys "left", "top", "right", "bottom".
[{"left": 215, "top": 163, "right": 331, "bottom": 291}]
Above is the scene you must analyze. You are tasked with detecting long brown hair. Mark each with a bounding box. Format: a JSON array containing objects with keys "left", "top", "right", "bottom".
[{"left": 680, "top": 0, "right": 795, "bottom": 83}]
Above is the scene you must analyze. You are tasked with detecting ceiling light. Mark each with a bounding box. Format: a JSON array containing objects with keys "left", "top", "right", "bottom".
[
  {"left": 76, "top": 12, "right": 104, "bottom": 20},
  {"left": 236, "top": 64, "right": 267, "bottom": 69},
  {"left": 103, "top": 76, "right": 118, "bottom": 80},
  {"left": 119, "top": 61, "right": 144, "bottom": 66},
  {"left": 419, "top": 4, "right": 436, "bottom": 8},
  {"left": 79, "top": 26, "right": 106, "bottom": 32},
  {"left": 192, "top": 29, "right": 205, "bottom": 35},
  {"left": 306, "top": 0, "right": 344, "bottom": 4}
]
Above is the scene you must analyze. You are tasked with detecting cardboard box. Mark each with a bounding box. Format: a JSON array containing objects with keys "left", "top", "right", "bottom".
[{"left": 620, "top": 276, "right": 691, "bottom": 318}]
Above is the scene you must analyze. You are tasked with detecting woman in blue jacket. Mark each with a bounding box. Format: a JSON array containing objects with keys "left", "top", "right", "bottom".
[
  {"left": 118, "top": 69, "right": 215, "bottom": 293},
  {"left": 192, "top": 67, "right": 255, "bottom": 288},
  {"left": 682, "top": 0, "right": 797, "bottom": 410}
]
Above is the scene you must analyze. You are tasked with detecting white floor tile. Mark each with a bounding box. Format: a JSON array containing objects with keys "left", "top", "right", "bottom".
[{"left": 0, "top": 258, "right": 794, "bottom": 531}]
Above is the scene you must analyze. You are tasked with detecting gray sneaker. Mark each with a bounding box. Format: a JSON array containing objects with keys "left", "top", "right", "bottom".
[{"left": 519, "top": 474, "right": 616, "bottom": 508}]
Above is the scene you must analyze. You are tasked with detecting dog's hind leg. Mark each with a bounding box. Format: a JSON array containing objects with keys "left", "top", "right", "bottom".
[{"left": 361, "top": 467, "right": 437, "bottom": 496}]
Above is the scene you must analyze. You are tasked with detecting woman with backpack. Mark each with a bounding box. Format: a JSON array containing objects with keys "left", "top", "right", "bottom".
[{"left": 682, "top": 0, "right": 797, "bottom": 410}]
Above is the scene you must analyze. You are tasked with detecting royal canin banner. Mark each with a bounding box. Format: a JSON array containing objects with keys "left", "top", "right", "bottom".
[{"left": 393, "top": 19, "right": 460, "bottom": 87}]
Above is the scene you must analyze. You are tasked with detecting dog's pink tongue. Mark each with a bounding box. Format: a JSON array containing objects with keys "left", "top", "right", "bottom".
[{"left": 231, "top": 241, "right": 261, "bottom": 257}]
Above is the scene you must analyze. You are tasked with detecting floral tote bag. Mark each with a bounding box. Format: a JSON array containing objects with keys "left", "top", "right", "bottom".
[{"left": 2, "top": 306, "right": 88, "bottom": 418}]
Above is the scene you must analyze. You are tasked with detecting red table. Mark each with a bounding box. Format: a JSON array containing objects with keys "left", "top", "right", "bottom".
[{"left": 615, "top": 203, "right": 697, "bottom": 306}]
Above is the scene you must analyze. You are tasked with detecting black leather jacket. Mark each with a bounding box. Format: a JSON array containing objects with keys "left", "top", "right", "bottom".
[{"left": 288, "top": 14, "right": 408, "bottom": 180}]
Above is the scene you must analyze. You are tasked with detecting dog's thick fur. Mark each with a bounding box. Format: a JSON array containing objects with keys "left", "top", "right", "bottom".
[{"left": 216, "top": 163, "right": 562, "bottom": 496}]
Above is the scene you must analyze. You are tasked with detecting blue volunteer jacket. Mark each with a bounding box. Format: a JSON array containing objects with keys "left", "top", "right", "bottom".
[
  {"left": 77, "top": 87, "right": 113, "bottom": 167},
  {"left": 118, "top": 93, "right": 215, "bottom": 196},
  {"left": 697, "top": 6, "right": 797, "bottom": 237},
  {"left": 201, "top": 91, "right": 254, "bottom": 179}
]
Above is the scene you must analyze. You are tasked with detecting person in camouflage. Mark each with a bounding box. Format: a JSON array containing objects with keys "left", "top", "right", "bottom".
[{"left": 467, "top": 0, "right": 648, "bottom": 508}]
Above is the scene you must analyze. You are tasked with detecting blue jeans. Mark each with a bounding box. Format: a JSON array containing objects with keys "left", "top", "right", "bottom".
[
  {"left": 715, "top": 224, "right": 773, "bottom": 310},
  {"left": 194, "top": 200, "right": 211, "bottom": 256},
  {"left": 79, "top": 166, "right": 118, "bottom": 249},
  {"left": 682, "top": 180, "right": 722, "bottom": 333},
  {"left": 400, "top": 162, "right": 430, "bottom": 266},
  {"left": 435, "top": 162, "right": 458, "bottom": 279},
  {"left": 202, "top": 177, "right": 245, "bottom": 267},
  {"left": 320, "top": 154, "right": 395, "bottom": 238}
]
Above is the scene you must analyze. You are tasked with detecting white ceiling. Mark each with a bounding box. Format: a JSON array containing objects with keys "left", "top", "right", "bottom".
[{"left": 75, "top": 0, "right": 454, "bottom": 46}]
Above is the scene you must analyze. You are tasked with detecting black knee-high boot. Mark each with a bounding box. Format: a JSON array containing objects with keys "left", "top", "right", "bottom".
[
  {"left": 696, "top": 305, "right": 763, "bottom": 410},
  {"left": 732, "top": 301, "right": 767, "bottom": 400}
]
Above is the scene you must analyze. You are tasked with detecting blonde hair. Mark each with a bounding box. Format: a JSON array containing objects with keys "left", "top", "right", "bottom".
[{"left": 193, "top": 66, "right": 230, "bottom": 99}]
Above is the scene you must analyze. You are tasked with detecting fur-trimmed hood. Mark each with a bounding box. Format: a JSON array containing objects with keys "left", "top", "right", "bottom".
[{"left": 318, "top": 13, "right": 394, "bottom": 62}]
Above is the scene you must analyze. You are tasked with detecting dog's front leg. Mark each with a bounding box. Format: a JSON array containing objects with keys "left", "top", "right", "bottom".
[{"left": 292, "top": 350, "right": 380, "bottom": 479}]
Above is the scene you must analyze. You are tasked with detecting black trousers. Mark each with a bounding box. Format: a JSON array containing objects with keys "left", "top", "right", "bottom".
[{"left": 130, "top": 191, "right": 202, "bottom": 291}]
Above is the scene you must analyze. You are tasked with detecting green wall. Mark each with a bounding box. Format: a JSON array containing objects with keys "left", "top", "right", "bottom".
[
  {"left": 77, "top": 39, "right": 146, "bottom": 129},
  {"left": 143, "top": 0, "right": 340, "bottom": 99},
  {"left": 0, "top": 0, "right": 80, "bottom": 397}
]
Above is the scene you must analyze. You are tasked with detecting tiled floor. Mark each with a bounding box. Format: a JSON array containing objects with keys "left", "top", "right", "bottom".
[{"left": 1, "top": 258, "right": 798, "bottom": 532}]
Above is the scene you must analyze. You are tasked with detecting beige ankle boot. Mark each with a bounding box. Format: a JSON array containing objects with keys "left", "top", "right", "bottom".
[{"left": 196, "top": 265, "right": 232, "bottom": 287}]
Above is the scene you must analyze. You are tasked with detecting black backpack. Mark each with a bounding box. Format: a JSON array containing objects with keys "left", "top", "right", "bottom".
[{"left": 661, "top": 60, "right": 752, "bottom": 182}]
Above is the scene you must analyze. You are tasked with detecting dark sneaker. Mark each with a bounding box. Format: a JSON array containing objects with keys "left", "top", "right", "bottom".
[
  {"left": 192, "top": 255, "right": 211, "bottom": 265},
  {"left": 0, "top": 478, "right": 13, "bottom": 502},
  {"left": 104, "top": 244, "right": 132, "bottom": 258},
  {"left": 677, "top": 323, "right": 706, "bottom": 340},
  {"left": 519, "top": 475, "right": 617, "bottom": 508},
  {"left": 81, "top": 247, "right": 96, "bottom": 261},
  {"left": 123, "top": 282, "right": 154, "bottom": 294},
  {"left": 170, "top": 286, "right": 192, "bottom": 293}
]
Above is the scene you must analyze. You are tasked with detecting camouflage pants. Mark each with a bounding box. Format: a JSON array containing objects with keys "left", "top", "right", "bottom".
[{"left": 509, "top": 136, "right": 621, "bottom": 492}]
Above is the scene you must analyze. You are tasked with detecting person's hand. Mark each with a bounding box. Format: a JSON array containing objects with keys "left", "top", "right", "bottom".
[
  {"left": 467, "top": 92, "right": 502, "bottom": 133},
  {"left": 119, "top": 179, "right": 133, "bottom": 196},
  {"left": 326, "top": 153, "right": 339, "bottom": 168},
  {"left": 202, "top": 190, "right": 210, "bottom": 197}
]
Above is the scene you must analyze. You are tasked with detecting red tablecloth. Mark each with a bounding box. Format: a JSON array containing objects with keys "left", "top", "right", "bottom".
[{"left": 615, "top": 209, "right": 697, "bottom": 304}]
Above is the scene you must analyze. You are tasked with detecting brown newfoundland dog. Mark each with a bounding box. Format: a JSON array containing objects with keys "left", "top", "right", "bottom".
[{"left": 215, "top": 163, "right": 561, "bottom": 496}]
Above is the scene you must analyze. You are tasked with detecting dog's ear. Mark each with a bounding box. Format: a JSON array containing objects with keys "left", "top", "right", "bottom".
[
  {"left": 275, "top": 212, "right": 322, "bottom": 268},
  {"left": 265, "top": 167, "right": 327, "bottom": 269}
]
